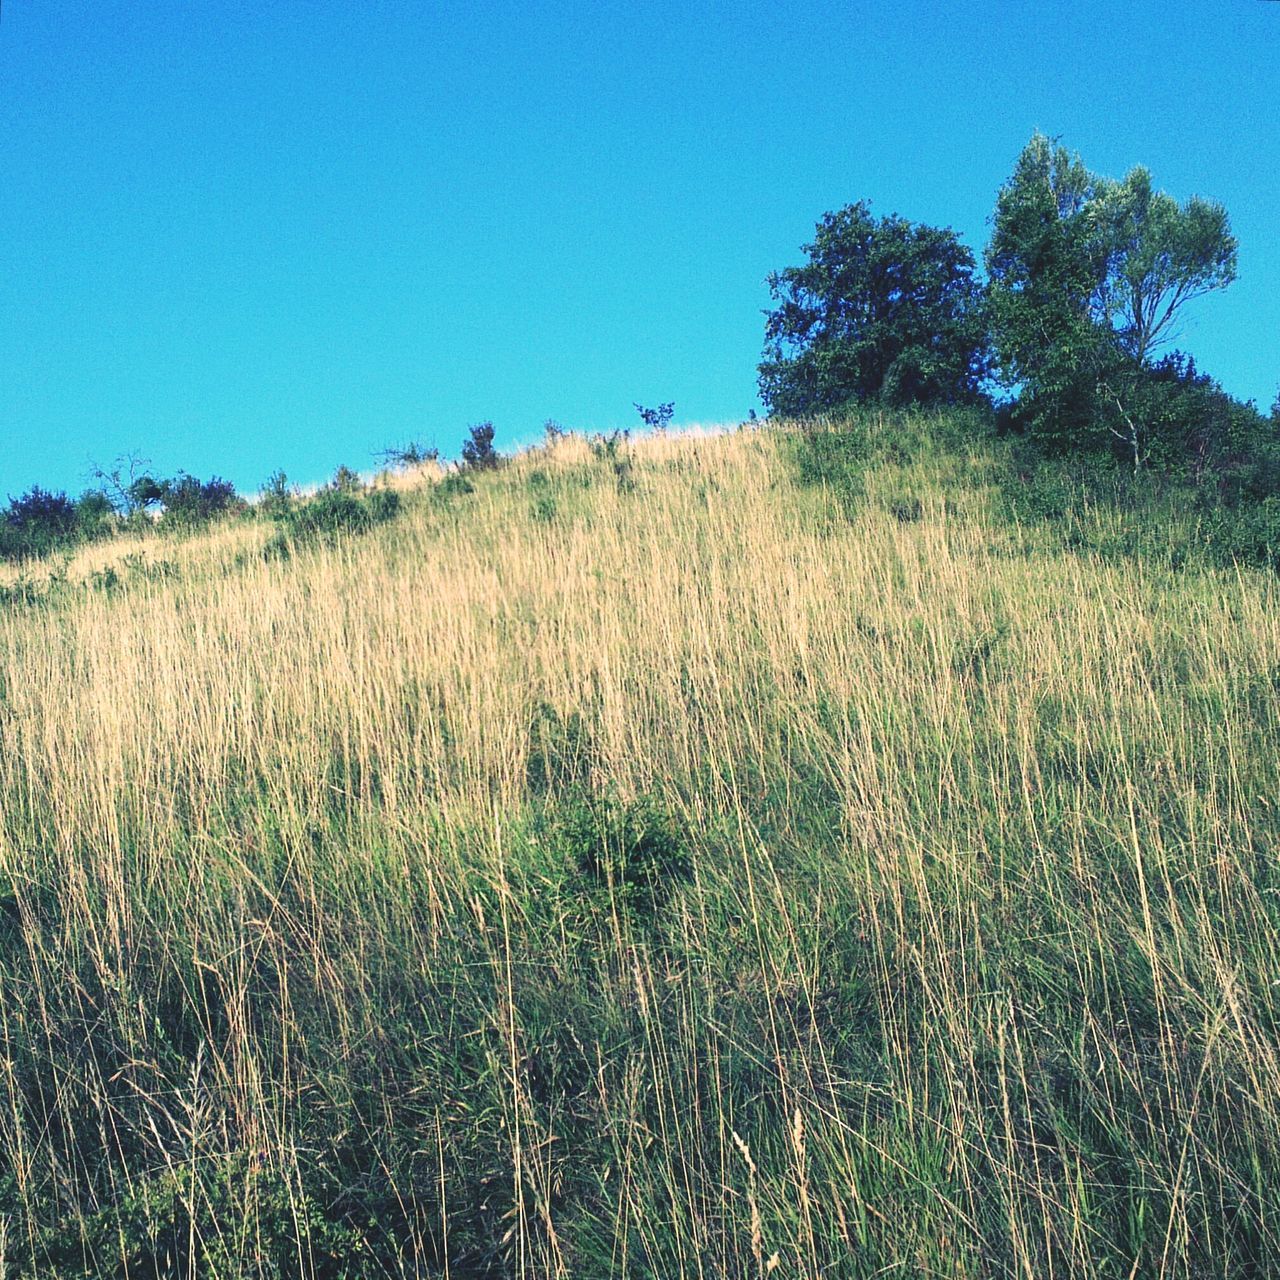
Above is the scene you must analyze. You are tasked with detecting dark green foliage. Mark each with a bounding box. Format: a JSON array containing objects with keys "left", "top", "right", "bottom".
[
  {"left": 156, "top": 473, "right": 241, "bottom": 524},
  {"left": 789, "top": 422, "right": 866, "bottom": 517},
  {"left": 127, "top": 473, "right": 167, "bottom": 511},
  {"left": 433, "top": 471, "right": 475, "bottom": 501},
  {"left": 759, "top": 201, "right": 990, "bottom": 415},
  {"left": 1, "top": 486, "right": 77, "bottom": 560},
  {"left": 460, "top": 422, "right": 499, "bottom": 471},
  {"left": 1107, "top": 353, "right": 1280, "bottom": 484},
  {"left": 634, "top": 401, "right": 674, "bottom": 430},
  {"left": 74, "top": 489, "right": 116, "bottom": 539},
  {"left": 555, "top": 791, "right": 693, "bottom": 915},
  {"left": 266, "top": 482, "right": 402, "bottom": 557}
]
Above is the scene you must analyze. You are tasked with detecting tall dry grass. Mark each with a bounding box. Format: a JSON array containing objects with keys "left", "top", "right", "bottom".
[{"left": 0, "top": 418, "right": 1278, "bottom": 1277}]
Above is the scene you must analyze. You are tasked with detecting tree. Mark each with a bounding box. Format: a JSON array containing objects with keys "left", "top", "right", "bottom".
[
  {"left": 758, "top": 202, "right": 990, "bottom": 416},
  {"left": 88, "top": 451, "right": 155, "bottom": 516},
  {"left": 987, "top": 133, "right": 1238, "bottom": 467},
  {"left": 985, "top": 134, "right": 1114, "bottom": 450},
  {"left": 1096, "top": 166, "right": 1237, "bottom": 367},
  {"left": 157, "top": 474, "right": 240, "bottom": 523}
]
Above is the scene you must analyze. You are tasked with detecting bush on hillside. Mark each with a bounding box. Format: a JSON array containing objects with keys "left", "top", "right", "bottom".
[
  {"left": 157, "top": 474, "right": 242, "bottom": 525},
  {"left": 1, "top": 487, "right": 78, "bottom": 560},
  {"left": 460, "top": 422, "right": 500, "bottom": 471},
  {"left": 265, "top": 481, "right": 402, "bottom": 558},
  {"left": 554, "top": 790, "right": 692, "bottom": 917}
]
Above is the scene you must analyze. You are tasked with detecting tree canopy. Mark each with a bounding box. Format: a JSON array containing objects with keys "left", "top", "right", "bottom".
[
  {"left": 985, "top": 132, "right": 1238, "bottom": 460},
  {"left": 758, "top": 202, "right": 990, "bottom": 416}
]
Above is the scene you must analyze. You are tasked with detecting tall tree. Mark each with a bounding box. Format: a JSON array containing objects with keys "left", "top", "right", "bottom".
[
  {"left": 1096, "top": 166, "right": 1237, "bottom": 366},
  {"left": 759, "top": 202, "right": 990, "bottom": 416},
  {"left": 984, "top": 134, "right": 1113, "bottom": 449},
  {"left": 986, "top": 133, "right": 1238, "bottom": 465}
]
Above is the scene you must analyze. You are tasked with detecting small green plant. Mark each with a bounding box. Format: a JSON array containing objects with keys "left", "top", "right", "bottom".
[
  {"left": 556, "top": 790, "right": 692, "bottom": 915},
  {"left": 433, "top": 470, "right": 475, "bottom": 502},
  {"left": 377, "top": 440, "right": 439, "bottom": 469}
]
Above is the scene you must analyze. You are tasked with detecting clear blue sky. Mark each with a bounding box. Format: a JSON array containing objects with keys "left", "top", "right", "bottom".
[{"left": 2, "top": 1, "right": 1277, "bottom": 495}]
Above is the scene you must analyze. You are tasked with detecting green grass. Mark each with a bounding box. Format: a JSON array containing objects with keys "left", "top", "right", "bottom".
[{"left": 0, "top": 417, "right": 1278, "bottom": 1276}]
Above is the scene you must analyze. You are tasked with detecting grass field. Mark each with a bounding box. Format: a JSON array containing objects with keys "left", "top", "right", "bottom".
[{"left": 1, "top": 417, "right": 1278, "bottom": 1277}]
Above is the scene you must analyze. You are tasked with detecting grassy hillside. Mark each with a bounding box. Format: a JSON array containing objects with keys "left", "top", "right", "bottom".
[{"left": 1, "top": 418, "right": 1278, "bottom": 1277}]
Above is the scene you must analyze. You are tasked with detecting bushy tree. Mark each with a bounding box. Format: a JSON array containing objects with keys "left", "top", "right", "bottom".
[
  {"left": 987, "top": 133, "right": 1238, "bottom": 466},
  {"left": 759, "top": 202, "right": 990, "bottom": 416}
]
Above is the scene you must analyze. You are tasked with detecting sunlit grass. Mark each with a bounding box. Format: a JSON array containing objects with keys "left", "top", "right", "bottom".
[{"left": 0, "top": 417, "right": 1277, "bottom": 1276}]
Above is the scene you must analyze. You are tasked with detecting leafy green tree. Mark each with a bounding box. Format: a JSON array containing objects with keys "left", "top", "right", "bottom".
[
  {"left": 985, "top": 134, "right": 1113, "bottom": 450},
  {"left": 759, "top": 202, "right": 990, "bottom": 416},
  {"left": 987, "top": 133, "right": 1238, "bottom": 467},
  {"left": 1096, "top": 166, "right": 1237, "bottom": 367}
]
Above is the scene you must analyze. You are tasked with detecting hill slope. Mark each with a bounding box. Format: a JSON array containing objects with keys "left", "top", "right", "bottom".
[{"left": 1, "top": 419, "right": 1278, "bottom": 1277}]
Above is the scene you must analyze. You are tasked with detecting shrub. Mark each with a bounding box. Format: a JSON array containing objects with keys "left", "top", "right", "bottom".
[
  {"left": 433, "top": 471, "right": 475, "bottom": 502},
  {"left": 555, "top": 791, "right": 692, "bottom": 916},
  {"left": 634, "top": 401, "right": 674, "bottom": 431},
  {"left": 460, "top": 422, "right": 500, "bottom": 471},
  {"left": 267, "top": 482, "right": 401, "bottom": 556},
  {"left": 158, "top": 474, "right": 241, "bottom": 524},
  {"left": 257, "top": 470, "right": 293, "bottom": 517},
  {"left": 1, "top": 487, "right": 78, "bottom": 561},
  {"left": 74, "top": 490, "right": 116, "bottom": 540}
]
